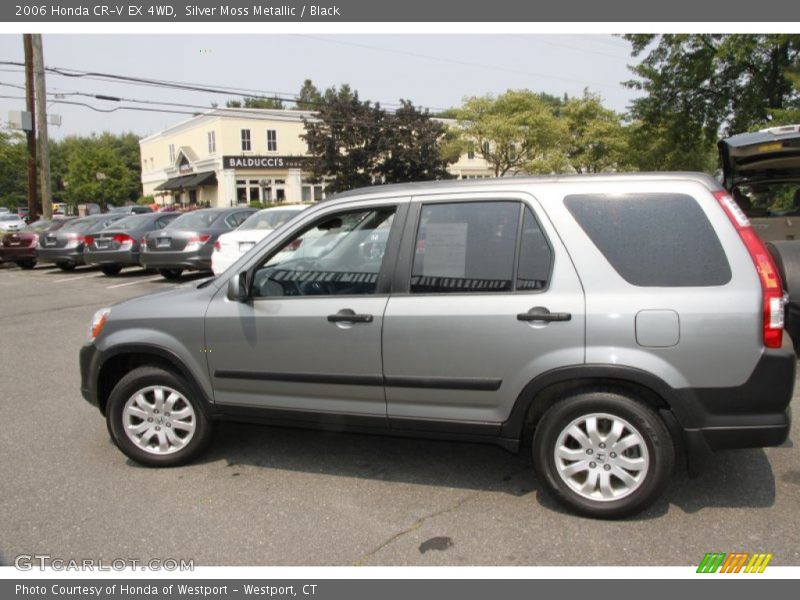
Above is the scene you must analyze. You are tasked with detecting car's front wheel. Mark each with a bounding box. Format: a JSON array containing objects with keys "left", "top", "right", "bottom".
[
  {"left": 532, "top": 391, "right": 674, "bottom": 518},
  {"left": 105, "top": 366, "right": 212, "bottom": 467}
]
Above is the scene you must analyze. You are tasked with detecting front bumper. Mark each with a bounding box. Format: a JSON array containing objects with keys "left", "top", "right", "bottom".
[
  {"left": 140, "top": 249, "right": 212, "bottom": 271},
  {"left": 79, "top": 343, "right": 100, "bottom": 409},
  {"left": 37, "top": 246, "right": 85, "bottom": 265}
]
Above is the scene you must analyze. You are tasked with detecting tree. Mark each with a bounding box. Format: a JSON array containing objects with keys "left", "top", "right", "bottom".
[
  {"left": 455, "top": 90, "right": 568, "bottom": 176},
  {"left": 303, "top": 86, "right": 456, "bottom": 193},
  {"left": 377, "top": 100, "right": 452, "bottom": 183},
  {"left": 0, "top": 128, "right": 28, "bottom": 209},
  {"left": 225, "top": 96, "right": 284, "bottom": 109},
  {"left": 769, "top": 67, "right": 800, "bottom": 125},
  {"left": 51, "top": 133, "right": 142, "bottom": 209},
  {"left": 562, "top": 91, "right": 630, "bottom": 173},
  {"left": 295, "top": 79, "right": 322, "bottom": 110},
  {"left": 302, "top": 85, "right": 386, "bottom": 193},
  {"left": 623, "top": 34, "right": 800, "bottom": 171}
]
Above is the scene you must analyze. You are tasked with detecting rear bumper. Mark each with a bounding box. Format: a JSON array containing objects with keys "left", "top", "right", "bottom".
[
  {"left": 672, "top": 337, "right": 795, "bottom": 461},
  {"left": 84, "top": 249, "right": 141, "bottom": 267},
  {"left": 36, "top": 247, "right": 85, "bottom": 265},
  {"left": 0, "top": 246, "right": 37, "bottom": 261},
  {"left": 140, "top": 249, "right": 211, "bottom": 271}
]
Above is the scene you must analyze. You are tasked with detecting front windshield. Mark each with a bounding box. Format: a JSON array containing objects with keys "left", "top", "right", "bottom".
[
  {"left": 239, "top": 209, "right": 303, "bottom": 231},
  {"left": 166, "top": 210, "right": 220, "bottom": 230},
  {"left": 0, "top": 215, "right": 22, "bottom": 222}
]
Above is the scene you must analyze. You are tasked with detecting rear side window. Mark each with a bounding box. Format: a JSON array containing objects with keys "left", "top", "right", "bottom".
[{"left": 564, "top": 193, "right": 731, "bottom": 286}]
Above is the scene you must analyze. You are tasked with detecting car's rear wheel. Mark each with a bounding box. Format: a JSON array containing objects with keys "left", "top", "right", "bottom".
[
  {"left": 106, "top": 366, "right": 212, "bottom": 467},
  {"left": 16, "top": 260, "right": 36, "bottom": 269},
  {"left": 56, "top": 262, "right": 75, "bottom": 271},
  {"left": 158, "top": 268, "right": 183, "bottom": 280},
  {"left": 100, "top": 265, "right": 123, "bottom": 276},
  {"left": 532, "top": 390, "right": 674, "bottom": 518}
]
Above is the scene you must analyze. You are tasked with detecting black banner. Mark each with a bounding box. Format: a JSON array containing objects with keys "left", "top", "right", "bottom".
[{"left": 4, "top": 0, "right": 800, "bottom": 22}]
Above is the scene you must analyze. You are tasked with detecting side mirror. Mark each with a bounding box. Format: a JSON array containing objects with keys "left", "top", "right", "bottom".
[{"left": 227, "top": 270, "right": 250, "bottom": 302}]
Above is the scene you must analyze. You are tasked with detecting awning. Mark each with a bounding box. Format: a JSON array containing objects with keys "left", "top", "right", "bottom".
[{"left": 153, "top": 171, "right": 217, "bottom": 191}]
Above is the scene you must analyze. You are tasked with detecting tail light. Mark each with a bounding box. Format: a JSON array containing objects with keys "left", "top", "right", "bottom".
[
  {"left": 184, "top": 233, "right": 211, "bottom": 251},
  {"left": 213, "top": 241, "right": 221, "bottom": 252},
  {"left": 714, "top": 190, "right": 785, "bottom": 348},
  {"left": 64, "top": 233, "right": 86, "bottom": 247},
  {"left": 113, "top": 233, "right": 133, "bottom": 246},
  {"left": 84, "top": 235, "right": 95, "bottom": 246}
]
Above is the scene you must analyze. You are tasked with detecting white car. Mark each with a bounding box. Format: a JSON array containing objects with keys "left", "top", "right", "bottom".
[
  {"left": 0, "top": 214, "right": 25, "bottom": 232},
  {"left": 211, "top": 205, "right": 307, "bottom": 274}
]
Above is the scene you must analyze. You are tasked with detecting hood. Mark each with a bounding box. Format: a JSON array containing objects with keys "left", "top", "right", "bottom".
[{"left": 719, "top": 124, "right": 800, "bottom": 190}]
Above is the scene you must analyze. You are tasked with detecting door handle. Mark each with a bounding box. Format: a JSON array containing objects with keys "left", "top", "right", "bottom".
[
  {"left": 517, "top": 306, "right": 572, "bottom": 322},
  {"left": 327, "top": 310, "right": 374, "bottom": 324}
]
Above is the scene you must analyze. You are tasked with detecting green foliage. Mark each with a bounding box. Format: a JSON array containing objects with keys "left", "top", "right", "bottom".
[
  {"left": 454, "top": 90, "right": 569, "bottom": 176},
  {"left": 562, "top": 91, "right": 631, "bottom": 174},
  {"left": 624, "top": 34, "right": 800, "bottom": 171},
  {"left": 226, "top": 96, "right": 285, "bottom": 109},
  {"left": 51, "top": 132, "right": 142, "bottom": 209},
  {"left": 295, "top": 79, "right": 323, "bottom": 111},
  {"left": 136, "top": 195, "right": 155, "bottom": 206},
  {"left": 303, "top": 85, "right": 454, "bottom": 193},
  {"left": 0, "top": 128, "right": 28, "bottom": 209},
  {"left": 249, "top": 201, "right": 264, "bottom": 209}
]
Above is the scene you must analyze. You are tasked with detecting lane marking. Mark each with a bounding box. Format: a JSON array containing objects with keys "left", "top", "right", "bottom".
[
  {"left": 53, "top": 273, "right": 104, "bottom": 283},
  {"left": 106, "top": 276, "right": 164, "bottom": 289}
]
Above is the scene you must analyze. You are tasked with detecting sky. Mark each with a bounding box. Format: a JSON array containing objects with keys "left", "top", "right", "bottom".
[{"left": 0, "top": 34, "right": 642, "bottom": 140}]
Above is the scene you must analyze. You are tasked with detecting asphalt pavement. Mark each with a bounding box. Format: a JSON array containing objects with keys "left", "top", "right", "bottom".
[{"left": 1, "top": 263, "right": 798, "bottom": 567}]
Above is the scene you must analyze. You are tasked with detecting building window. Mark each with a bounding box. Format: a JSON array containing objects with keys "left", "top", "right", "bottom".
[
  {"left": 482, "top": 141, "right": 490, "bottom": 155},
  {"left": 168, "top": 144, "right": 175, "bottom": 163},
  {"left": 266, "top": 129, "right": 277, "bottom": 152},
  {"left": 467, "top": 151, "right": 475, "bottom": 160},
  {"left": 302, "top": 181, "right": 326, "bottom": 202},
  {"left": 208, "top": 131, "right": 216, "bottom": 154},
  {"left": 241, "top": 129, "right": 252, "bottom": 152}
]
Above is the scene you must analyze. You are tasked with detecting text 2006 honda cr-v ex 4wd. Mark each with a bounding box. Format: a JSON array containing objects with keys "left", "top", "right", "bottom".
[{"left": 80, "top": 173, "right": 795, "bottom": 518}]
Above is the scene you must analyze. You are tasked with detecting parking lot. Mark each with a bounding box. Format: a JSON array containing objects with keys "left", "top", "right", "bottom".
[{"left": 1, "top": 262, "right": 799, "bottom": 567}]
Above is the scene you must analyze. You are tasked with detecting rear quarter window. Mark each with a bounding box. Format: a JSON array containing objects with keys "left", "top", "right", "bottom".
[{"left": 564, "top": 193, "right": 731, "bottom": 286}]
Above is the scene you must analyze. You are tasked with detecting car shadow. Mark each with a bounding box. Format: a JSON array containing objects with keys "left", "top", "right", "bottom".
[{"left": 141, "top": 421, "right": 778, "bottom": 519}]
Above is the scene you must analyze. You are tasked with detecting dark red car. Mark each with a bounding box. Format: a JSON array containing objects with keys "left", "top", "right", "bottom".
[{"left": 0, "top": 218, "right": 73, "bottom": 269}]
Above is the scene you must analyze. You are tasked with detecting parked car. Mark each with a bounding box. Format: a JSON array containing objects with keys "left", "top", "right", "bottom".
[
  {"left": 37, "top": 214, "right": 127, "bottom": 271},
  {"left": 0, "top": 218, "right": 72, "bottom": 269},
  {"left": 108, "top": 205, "right": 154, "bottom": 215},
  {"left": 83, "top": 212, "right": 181, "bottom": 276},
  {"left": 0, "top": 213, "right": 26, "bottom": 233},
  {"left": 81, "top": 174, "right": 795, "bottom": 518},
  {"left": 0, "top": 206, "right": 10, "bottom": 214},
  {"left": 211, "top": 205, "right": 307, "bottom": 274},
  {"left": 140, "top": 207, "right": 255, "bottom": 280}
]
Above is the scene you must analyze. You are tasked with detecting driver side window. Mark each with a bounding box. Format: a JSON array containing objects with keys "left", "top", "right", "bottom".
[{"left": 251, "top": 207, "right": 396, "bottom": 298}]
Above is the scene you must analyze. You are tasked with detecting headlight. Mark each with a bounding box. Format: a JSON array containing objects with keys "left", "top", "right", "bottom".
[{"left": 88, "top": 307, "right": 111, "bottom": 342}]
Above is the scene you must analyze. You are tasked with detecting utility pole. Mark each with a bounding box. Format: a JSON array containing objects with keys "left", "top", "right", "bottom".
[
  {"left": 23, "top": 34, "right": 37, "bottom": 223},
  {"left": 32, "top": 34, "right": 52, "bottom": 219}
]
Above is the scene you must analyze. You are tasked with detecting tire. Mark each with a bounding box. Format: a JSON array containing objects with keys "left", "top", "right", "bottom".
[
  {"left": 158, "top": 268, "right": 183, "bottom": 280},
  {"left": 16, "top": 260, "right": 36, "bottom": 269},
  {"left": 56, "top": 262, "right": 76, "bottom": 271},
  {"left": 100, "top": 265, "right": 123, "bottom": 276},
  {"left": 766, "top": 241, "right": 800, "bottom": 301},
  {"left": 532, "top": 390, "right": 674, "bottom": 519},
  {"left": 105, "top": 366, "right": 213, "bottom": 467}
]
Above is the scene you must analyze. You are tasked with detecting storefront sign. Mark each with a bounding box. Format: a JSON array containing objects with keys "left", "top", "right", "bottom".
[{"left": 223, "top": 156, "right": 314, "bottom": 170}]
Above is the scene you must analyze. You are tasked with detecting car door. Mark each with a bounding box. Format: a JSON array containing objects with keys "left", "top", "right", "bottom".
[
  {"left": 382, "top": 194, "right": 585, "bottom": 426},
  {"left": 204, "top": 198, "right": 408, "bottom": 418}
]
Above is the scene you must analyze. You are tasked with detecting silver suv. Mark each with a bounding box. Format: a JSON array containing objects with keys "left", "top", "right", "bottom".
[{"left": 80, "top": 174, "right": 795, "bottom": 518}]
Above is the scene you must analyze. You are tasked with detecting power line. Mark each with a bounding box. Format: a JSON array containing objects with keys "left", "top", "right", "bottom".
[{"left": 293, "top": 35, "right": 622, "bottom": 90}]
